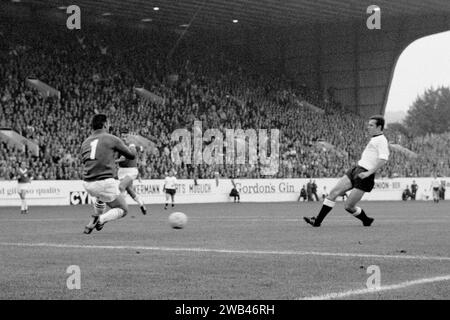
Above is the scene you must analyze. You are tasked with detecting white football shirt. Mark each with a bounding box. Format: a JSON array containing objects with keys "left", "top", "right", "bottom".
[
  {"left": 431, "top": 179, "right": 440, "bottom": 188},
  {"left": 164, "top": 176, "right": 177, "bottom": 190},
  {"left": 358, "top": 134, "right": 389, "bottom": 171}
]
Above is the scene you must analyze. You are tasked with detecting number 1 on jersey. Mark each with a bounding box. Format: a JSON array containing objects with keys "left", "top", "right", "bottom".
[{"left": 90, "top": 139, "right": 99, "bottom": 160}]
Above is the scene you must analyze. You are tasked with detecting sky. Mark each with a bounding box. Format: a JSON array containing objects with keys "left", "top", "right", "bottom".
[{"left": 385, "top": 30, "right": 450, "bottom": 115}]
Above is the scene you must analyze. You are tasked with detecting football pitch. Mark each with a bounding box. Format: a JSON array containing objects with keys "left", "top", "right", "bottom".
[{"left": 0, "top": 201, "right": 449, "bottom": 300}]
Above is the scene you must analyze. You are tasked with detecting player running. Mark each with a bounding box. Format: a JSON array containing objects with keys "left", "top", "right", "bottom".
[
  {"left": 116, "top": 130, "right": 147, "bottom": 215},
  {"left": 81, "top": 114, "right": 138, "bottom": 234},
  {"left": 17, "top": 161, "right": 31, "bottom": 214},
  {"left": 163, "top": 169, "right": 177, "bottom": 210},
  {"left": 304, "top": 115, "right": 389, "bottom": 227}
]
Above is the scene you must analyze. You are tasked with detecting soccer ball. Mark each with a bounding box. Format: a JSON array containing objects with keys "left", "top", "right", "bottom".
[{"left": 168, "top": 212, "right": 188, "bottom": 229}]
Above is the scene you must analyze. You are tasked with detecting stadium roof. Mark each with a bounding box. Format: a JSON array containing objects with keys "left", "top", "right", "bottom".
[
  {"left": 3, "top": 0, "right": 450, "bottom": 32},
  {"left": 3, "top": 0, "right": 450, "bottom": 116}
]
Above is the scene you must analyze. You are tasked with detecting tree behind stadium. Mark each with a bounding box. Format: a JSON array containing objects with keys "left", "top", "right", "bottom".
[{"left": 404, "top": 86, "right": 450, "bottom": 136}]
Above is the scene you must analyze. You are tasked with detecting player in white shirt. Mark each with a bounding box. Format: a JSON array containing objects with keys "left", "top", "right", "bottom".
[
  {"left": 430, "top": 175, "right": 441, "bottom": 203},
  {"left": 304, "top": 115, "right": 389, "bottom": 227},
  {"left": 164, "top": 169, "right": 177, "bottom": 210}
]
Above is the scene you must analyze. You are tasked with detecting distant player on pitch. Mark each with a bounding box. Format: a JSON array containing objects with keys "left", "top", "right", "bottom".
[
  {"left": 430, "top": 174, "right": 440, "bottom": 203},
  {"left": 163, "top": 169, "right": 177, "bottom": 210},
  {"left": 304, "top": 115, "right": 389, "bottom": 227},
  {"left": 17, "top": 161, "right": 32, "bottom": 214},
  {"left": 81, "top": 114, "right": 138, "bottom": 234},
  {"left": 116, "top": 130, "right": 147, "bottom": 215}
]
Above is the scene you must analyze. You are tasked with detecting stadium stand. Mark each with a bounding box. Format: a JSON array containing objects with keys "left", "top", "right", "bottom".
[{"left": 0, "top": 22, "right": 448, "bottom": 181}]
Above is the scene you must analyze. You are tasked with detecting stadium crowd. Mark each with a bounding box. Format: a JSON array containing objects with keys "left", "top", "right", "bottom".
[{"left": 0, "top": 22, "right": 449, "bottom": 181}]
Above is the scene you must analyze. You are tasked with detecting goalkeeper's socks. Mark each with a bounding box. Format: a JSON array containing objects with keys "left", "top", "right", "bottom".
[
  {"left": 94, "top": 200, "right": 106, "bottom": 216},
  {"left": 315, "top": 198, "right": 335, "bottom": 225},
  {"left": 99, "top": 208, "right": 125, "bottom": 224}
]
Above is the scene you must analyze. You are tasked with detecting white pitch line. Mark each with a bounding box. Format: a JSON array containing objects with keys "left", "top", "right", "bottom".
[
  {"left": 299, "top": 274, "right": 450, "bottom": 300},
  {"left": 0, "top": 242, "right": 450, "bottom": 262},
  {"left": 0, "top": 217, "right": 449, "bottom": 224},
  {"left": 0, "top": 218, "right": 84, "bottom": 222}
]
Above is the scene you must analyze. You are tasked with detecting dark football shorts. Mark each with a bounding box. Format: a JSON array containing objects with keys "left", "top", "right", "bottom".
[
  {"left": 165, "top": 188, "right": 176, "bottom": 196},
  {"left": 345, "top": 166, "right": 375, "bottom": 193}
]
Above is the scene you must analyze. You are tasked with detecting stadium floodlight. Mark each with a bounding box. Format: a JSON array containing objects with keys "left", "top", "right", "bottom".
[
  {"left": 180, "top": 24, "right": 190, "bottom": 27},
  {"left": 232, "top": 19, "right": 239, "bottom": 23},
  {"left": 102, "top": 12, "right": 113, "bottom": 16},
  {"left": 153, "top": 7, "right": 160, "bottom": 11},
  {"left": 141, "top": 18, "right": 152, "bottom": 22},
  {"left": 57, "top": 6, "right": 67, "bottom": 10}
]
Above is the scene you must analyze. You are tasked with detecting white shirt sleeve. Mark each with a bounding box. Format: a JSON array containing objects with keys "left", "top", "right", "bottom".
[{"left": 377, "top": 137, "right": 390, "bottom": 160}]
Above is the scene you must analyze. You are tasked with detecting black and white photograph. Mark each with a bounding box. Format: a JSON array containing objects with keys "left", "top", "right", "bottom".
[{"left": 1, "top": 0, "right": 450, "bottom": 309}]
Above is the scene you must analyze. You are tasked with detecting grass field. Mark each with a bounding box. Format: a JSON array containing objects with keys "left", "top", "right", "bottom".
[{"left": 0, "top": 200, "right": 449, "bottom": 300}]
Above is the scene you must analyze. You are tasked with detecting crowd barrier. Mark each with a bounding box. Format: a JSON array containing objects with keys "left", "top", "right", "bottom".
[{"left": 0, "top": 177, "right": 448, "bottom": 206}]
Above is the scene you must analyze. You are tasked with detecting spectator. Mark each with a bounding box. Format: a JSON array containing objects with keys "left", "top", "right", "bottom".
[
  {"left": 306, "top": 180, "right": 313, "bottom": 201},
  {"left": 402, "top": 186, "right": 413, "bottom": 201},
  {"left": 298, "top": 185, "right": 307, "bottom": 202},
  {"left": 411, "top": 180, "right": 418, "bottom": 200},
  {"left": 311, "top": 180, "right": 319, "bottom": 201},
  {"left": 229, "top": 179, "right": 240, "bottom": 203},
  {"left": 322, "top": 186, "right": 328, "bottom": 200},
  {"left": 440, "top": 181, "right": 446, "bottom": 200}
]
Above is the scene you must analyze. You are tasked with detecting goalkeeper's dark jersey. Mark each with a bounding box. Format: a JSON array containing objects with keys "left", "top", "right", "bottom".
[{"left": 81, "top": 130, "right": 135, "bottom": 182}]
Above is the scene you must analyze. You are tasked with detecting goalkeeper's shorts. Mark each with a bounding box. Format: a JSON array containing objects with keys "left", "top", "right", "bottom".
[{"left": 83, "top": 178, "right": 120, "bottom": 203}]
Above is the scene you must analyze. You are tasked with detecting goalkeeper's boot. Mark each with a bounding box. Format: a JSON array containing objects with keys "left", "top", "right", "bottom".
[
  {"left": 303, "top": 216, "right": 321, "bottom": 227},
  {"left": 84, "top": 215, "right": 100, "bottom": 234},
  {"left": 95, "top": 220, "right": 105, "bottom": 231}
]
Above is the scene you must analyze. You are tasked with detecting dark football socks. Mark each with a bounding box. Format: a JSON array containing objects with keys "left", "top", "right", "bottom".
[
  {"left": 315, "top": 199, "right": 335, "bottom": 225},
  {"left": 348, "top": 207, "right": 373, "bottom": 225}
]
